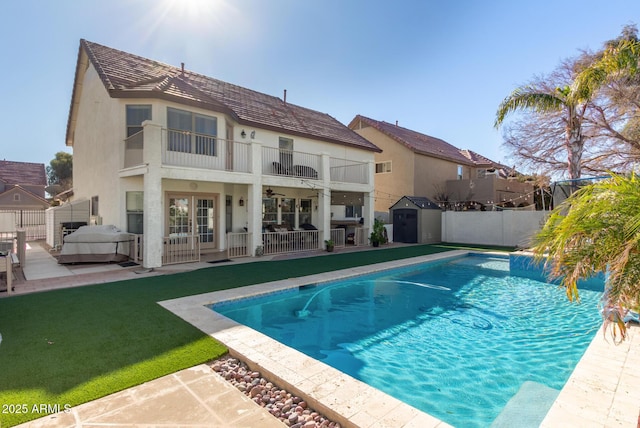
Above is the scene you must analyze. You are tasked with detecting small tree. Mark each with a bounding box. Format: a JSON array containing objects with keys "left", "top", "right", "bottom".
[{"left": 46, "top": 152, "right": 73, "bottom": 192}]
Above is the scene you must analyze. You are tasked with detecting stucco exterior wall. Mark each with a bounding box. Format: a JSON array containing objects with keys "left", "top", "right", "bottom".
[
  {"left": 353, "top": 127, "right": 415, "bottom": 212},
  {"left": 353, "top": 125, "right": 472, "bottom": 214},
  {"left": 419, "top": 209, "right": 442, "bottom": 243},
  {"left": 72, "top": 63, "right": 123, "bottom": 226},
  {"left": 441, "top": 211, "right": 547, "bottom": 247},
  {"left": 413, "top": 155, "right": 469, "bottom": 202}
]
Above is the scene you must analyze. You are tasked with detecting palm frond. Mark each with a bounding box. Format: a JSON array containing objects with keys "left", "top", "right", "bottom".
[
  {"left": 494, "top": 86, "right": 564, "bottom": 128},
  {"left": 532, "top": 173, "right": 640, "bottom": 341}
]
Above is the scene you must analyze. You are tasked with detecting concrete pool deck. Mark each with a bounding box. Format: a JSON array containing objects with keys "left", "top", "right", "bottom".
[{"left": 6, "top": 244, "right": 640, "bottom": 427}]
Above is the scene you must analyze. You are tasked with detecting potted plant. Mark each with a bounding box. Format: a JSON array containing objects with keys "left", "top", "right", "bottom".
[
  {"left": 324, "top": 239, "right": 334, "bottom": 252},
  {"left": 369, "top": 218, "right": 386, "bottom": 247}
]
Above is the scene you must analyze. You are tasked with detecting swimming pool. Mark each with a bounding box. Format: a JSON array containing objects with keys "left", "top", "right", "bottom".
[{"left": 211, "top": 254, "right": 603, "bottom": 427}]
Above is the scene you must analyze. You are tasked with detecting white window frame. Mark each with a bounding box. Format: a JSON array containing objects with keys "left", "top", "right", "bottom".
[
  {"left": 167, "top": 107, "right": 218, "bottom": 156},
  {"left": 126, "top": 105, "right": 152, "bottom": 137},
  {"left": 375, "top": 161, "right": 392, "bottom": 174}
]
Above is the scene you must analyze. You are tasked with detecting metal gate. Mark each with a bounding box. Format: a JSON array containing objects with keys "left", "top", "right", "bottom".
[{"left": 0, "top": 210, "right": 46, "bottom": 240}]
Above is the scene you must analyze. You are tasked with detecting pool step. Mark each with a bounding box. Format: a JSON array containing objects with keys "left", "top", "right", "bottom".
[{"left": 491, "top": 381, "right": 560, "bottom": 428}]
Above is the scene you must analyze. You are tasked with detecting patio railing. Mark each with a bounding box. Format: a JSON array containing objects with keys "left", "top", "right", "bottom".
[
  {"left": 227, "top": 232, "right": 251, "bottom": 258},
  {"left": 162, "top": 235, "right": 200, "bottom": 265},
  {"left": 262, "top": 230, "right": 320, "bottom": 255},
  {"left": 330, "top": 228, "right": 346, "bottom": 248},
  {"left": 130, "top": 234, "right": 143, "bottom": 263},
  {"left": 354, "top": 227, "right": 369, "bottom": 246}
]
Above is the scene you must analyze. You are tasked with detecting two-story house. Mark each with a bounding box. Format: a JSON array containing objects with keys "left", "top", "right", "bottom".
[
  {"left": 0, "top": 160, "right": 49, "bottom": 210},
  {"left": 349, "top": 115, "right": 534, "bottom": 214},
  {"left": 66, "top": 40, "right": 380, "bottom": 268}
]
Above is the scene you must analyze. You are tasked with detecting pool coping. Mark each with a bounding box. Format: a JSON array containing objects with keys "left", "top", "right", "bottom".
[{"left": 159, "top": 250, "right": 640, "bottom": 427}]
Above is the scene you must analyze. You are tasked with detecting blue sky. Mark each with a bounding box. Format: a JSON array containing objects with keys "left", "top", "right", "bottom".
[{"left": 2, "top": 0, "right": 639, "bottom": 175}]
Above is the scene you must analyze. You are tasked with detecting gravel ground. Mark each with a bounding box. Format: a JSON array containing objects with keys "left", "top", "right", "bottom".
[{"left": 210, "top": 356, "right": 342, "bottom": 428}]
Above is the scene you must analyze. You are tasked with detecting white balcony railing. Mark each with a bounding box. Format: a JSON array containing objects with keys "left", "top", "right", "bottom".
[
  {"left": 124, "top": 131, "right": 144, "bottom": 168},
  {"left": 162, "top": 130, "right": 252, "bottom": 172},
  {"left": 262, "top": 147, "right": 321, "bottom": 179},
  {"left": 330, "top": 158, "right": 369, "bottom": 184},
  {"left": 124, "top": 128, "right": 371, "bottom": 185}
]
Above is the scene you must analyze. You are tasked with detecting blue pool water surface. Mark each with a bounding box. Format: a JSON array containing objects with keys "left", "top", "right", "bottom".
[{"left": 212, "top": 255, "right": 603, "bottom": 427}]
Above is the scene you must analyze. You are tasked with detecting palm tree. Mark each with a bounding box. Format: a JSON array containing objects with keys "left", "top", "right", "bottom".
[
  {"left": 532, "top": 173, "right": 640, "bottom": 341},
  {"left": 494, "top": 81, "right": 589, "bottom": 180}
]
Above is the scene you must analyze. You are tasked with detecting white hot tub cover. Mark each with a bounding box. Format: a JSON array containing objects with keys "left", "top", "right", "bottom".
[{"left": 58, "top": 225, "right": 134, "bottom": 264}]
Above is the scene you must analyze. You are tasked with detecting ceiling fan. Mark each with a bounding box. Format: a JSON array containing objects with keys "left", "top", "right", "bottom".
[{"left": 265, "top": 187, "right": 285, "bottom": 198}]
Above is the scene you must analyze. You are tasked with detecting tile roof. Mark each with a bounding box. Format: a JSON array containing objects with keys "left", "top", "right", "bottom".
[
  {"left": 460, "top": 149, "right": 494, "bottom": 166},
  {"left": 72, "top": 40, "right": 380, "bottom": 152},
  {"left": 0, "top": 160, "right": 47, "bottom": 186},
  {"left": 350, "top": 115, "right": 474, "bottom": 164}
]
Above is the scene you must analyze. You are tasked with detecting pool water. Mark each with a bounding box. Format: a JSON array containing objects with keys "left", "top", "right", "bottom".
[{"left": 212, "top": 255, "right": 603, "bottom": 427}]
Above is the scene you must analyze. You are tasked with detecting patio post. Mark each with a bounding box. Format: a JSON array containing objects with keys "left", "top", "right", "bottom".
[
  {"left": 248, "top": 140, "right": 263, "bottom": 256},
  {"left": 319, "top": 152, "right": 331, "bottom": 246},
  {"left": 141, "top": 120, "right": 164, "bottom": 268}
]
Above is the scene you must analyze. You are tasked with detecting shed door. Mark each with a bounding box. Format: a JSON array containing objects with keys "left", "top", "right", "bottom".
[{"left": 393, "top": 209, "right": 418, "bottom": 243}]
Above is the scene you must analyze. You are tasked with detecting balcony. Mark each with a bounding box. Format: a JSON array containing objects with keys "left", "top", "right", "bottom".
[
  {"left": 124, "top": 131, "right": 144, "bottom": 169},
  {"left": 262, "top": 146, "right": 321, "bottom": 180},
  {"left": 330, "top": 158, "right": 369, "bottom": 184},
  {"left": 163, "top": 130, "right": 252, "bottom": 172},
  {"left": 123, "top": 128, "right": 370, "bottom": 185}
]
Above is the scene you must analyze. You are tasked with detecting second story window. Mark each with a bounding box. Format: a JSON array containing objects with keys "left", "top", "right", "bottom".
[
  {"left": 167, "top": 108, "right": 217, "bottom": 156},
  {"left": 345, "top": 205, "right": 362, "bottom": 218},
  {"left": 126, "top": 105, "right": 151, "bottom": 137},
  {"left": 457, "top": 165, "right": 463, "bottom": 180},
  {"left": 375, "top": 161, "right": 392, "bottom": 174}
]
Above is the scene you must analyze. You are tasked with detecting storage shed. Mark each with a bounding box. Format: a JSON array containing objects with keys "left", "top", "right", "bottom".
[{"left": 390, "top": 196, "right": 442, "bottom": 244}]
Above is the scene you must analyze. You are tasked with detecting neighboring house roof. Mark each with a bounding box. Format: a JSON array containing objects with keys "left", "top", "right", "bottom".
[
  {"left": 0, "top": 160, "right": 47, "bottom": 187},
  {"left": 460, "top": 150, "right": 519, "bottom": 178},
  {"left": 0, "top": 185, "right": 49, "bottom": 208},
  {"left": 350, "top": 115, "right": 474, "bottom": 165},
  {"left": 66, "top": 40, "right": 381, "bottom": 153},
  {"left": 460, "top": 149, "right": 494, "bottom": 166},
  {"left": 390, "top": 196, "right": 442, "bottom": 210}
]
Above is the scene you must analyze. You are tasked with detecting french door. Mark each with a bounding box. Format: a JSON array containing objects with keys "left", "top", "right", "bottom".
[{"left": 167, "top": 194, "right": 217, "bottom": 249}]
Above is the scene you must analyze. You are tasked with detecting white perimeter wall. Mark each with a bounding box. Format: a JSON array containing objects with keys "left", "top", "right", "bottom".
[{"left": 441, "top": 211, "right": 548, "bottom": 248}]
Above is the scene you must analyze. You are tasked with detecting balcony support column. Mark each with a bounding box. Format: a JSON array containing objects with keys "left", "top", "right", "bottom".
[
  {"left": 365, "top": 160, "right": 375, "bottom": 231},
  {"left": 248, "top": 140, "right": 263, "bottom": 256},
  {"left": 319, "top": 152, "right": 331, "bottom": 247},
  {"left": 142, "top": 120, "right": 164, "bottom": 268}
]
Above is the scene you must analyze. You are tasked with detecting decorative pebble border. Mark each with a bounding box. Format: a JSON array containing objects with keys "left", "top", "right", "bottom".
[{"left": 211, "top": 356, "right": 342, "bottom": 428}]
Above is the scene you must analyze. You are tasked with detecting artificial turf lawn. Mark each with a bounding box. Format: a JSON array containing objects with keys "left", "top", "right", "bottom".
[{"left": 0, "top": 243, "right": 512, "bottom": 426}]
